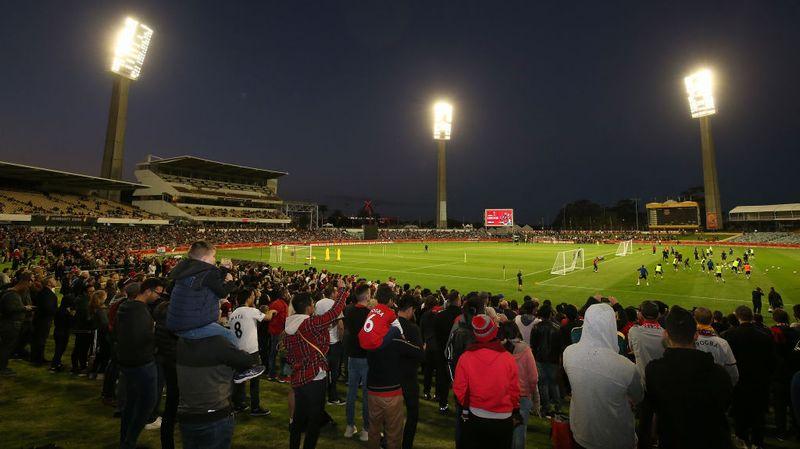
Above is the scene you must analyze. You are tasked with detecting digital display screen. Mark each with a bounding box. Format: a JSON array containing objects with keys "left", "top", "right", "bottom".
[{"left": 485, "top": 209, "right": 514, "bottom": 227}]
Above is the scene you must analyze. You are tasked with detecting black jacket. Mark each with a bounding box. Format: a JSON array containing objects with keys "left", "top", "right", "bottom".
[
  {"left": 723, "top": 323, "right": 775, "bottom": 390},
  {"left": 116, "top": 300, "right": 155, "bottom": 367},
  {"left": 419, "top": 308, "right": 439, "bottom": 350},
  {"left": 367, "top": 334, "right": 423, "bottom": 395},
  {"left": 398, "top": 317, "right": 424, "bottom": 384},
  {"left": 434, "top": 305, "right": 461, "bottom": 357},
  {"left": 34, "top": 288, "right": 58, "bottom": 324},
  {"left": 343, "top": 303, "right": 370, "bottom": 358},
  {"left": 645, "top": 348, "right": 733, "bottom": 449},
  {"left": 530, "top": 319, "right": 562, "bottom": 363}
]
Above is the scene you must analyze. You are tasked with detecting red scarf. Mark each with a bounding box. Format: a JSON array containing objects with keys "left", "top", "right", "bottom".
[{"left": 639, "top": 319, "right": 661, "bottom": 329}]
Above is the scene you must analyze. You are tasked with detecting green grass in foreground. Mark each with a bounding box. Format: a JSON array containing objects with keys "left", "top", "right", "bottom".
[{"left": 221, "top": 242, "right": 799, "bottom": 315}]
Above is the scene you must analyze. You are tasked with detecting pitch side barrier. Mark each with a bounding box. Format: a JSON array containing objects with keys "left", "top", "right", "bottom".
[{"left": 130, "top": 237, "right": 505, "bottom": 256}]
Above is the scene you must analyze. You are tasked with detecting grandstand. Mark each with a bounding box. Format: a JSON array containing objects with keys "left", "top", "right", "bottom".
[
  {"left": 0, "top": 161, "right": 165, "bottom": 224},
  {"left": 132, "top": 155, "right": 292, "bottom": 224},
  {"left": 728, "top": 203, "right": 800, "bottom": 231}
]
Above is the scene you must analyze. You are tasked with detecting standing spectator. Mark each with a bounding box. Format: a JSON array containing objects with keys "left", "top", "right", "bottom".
[
  {"left": 284, "top": 291, "right": 345, "bottom": 449},
  {"left": 317, "top": 285, "right": 345, "bottom": 406},
  {"left": 88, "top": 290, "right": 110, "bottom": 379},
  {"left": 563, "top": 303, "right": 643, "bottom": 449},
  {"left": 229, "top": 287, "right": 273, "bottom": 416},
  {"left": 153, "top": 299, "right": 179, "bottom": 449},
  {"left": 70, "top": 281, "right": 95, "bottom": 375},
  {"left": 50, "top": 280, "right": 76, "bottom": 372},
  {"left": 768, "top": 287, "right": 784, "bottom": 312},
  {"left": 0, "top": 272, "right": 33, "bottom": 376},
  {"left": 769, "top": 309, "right": 800, "bottom": 440},
  {"left": 529, "top": 304, "right": 561, "bottom": 416},
  {"left": 343, "top": 283, "right": 371, "bottom": 441},
  {"left": 513, "top": 301, "right": 537, "bottom": 346},
  {"left": 433, "top": 289, "right": 462, "bottom": 414},
  {"left": 365, "top": 287, "right": 422, "bottom": 449},
  {"left": 628, "top": 300, "right": 665, "bottom": 383},
  {"left": 267, "top": 288, "right": 289, "bottom": 380},
  {"left": 453, "top": 314, "right": 520, "bottom": 449},
  {"left": 175, "top": 302, "right": 258, "bottom": 449},
  {"left": 751, "top": 287, "right": 764, "bottom": 315},
  {"left": 30, "top": 276, "right": 58, "bottom": 365},
  {"left": 499, "top": 321, "right": 539, "bottom": 449},
  {"left": 419, "top": 295, "right": 441, "bottom": 401},
  {"left": 644, "top": 306, "right": 733, "bottom": 449},
  {"left": 397, "top": 295, "right": 424, "bottom": 449},
  {"left": 693, "top": 307, "right": 738, "bottom": 385},
  {"left": 116, "top": 278, "right": 165, "bottom": 449},
  {"left": 723, "top": 305, "right": 776, "bottom": 449}
]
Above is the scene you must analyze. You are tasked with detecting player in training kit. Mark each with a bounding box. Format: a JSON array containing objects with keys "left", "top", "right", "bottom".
[
  {"left": 700, "top": 256, "right": 707, "bottom": 272},
  {"left": 707, "top": 259, "right": 714, "bottom": 273},
  {"left": 672, "top": 257, "right": 679, "bottom": 272},
  {"left": 714, "top": 264, "right": 725, "bottom": 283},
  {"left": 744, "top": 263, "right": 752, "bottom": 279},
  {"left": 593, "top": 257, "right": 599, "bottom": 272},
  {"left": 424, "top": 244, "right": 428, "bottom": 253},
  {"left": 683, "top": 257, "right": 691, "bottom": 269},
  {"left": 637, "top": 265, "right": 649, "bottom": 286},
  {"left": 654, "top": 263, "right": 664, "bottom": 279}
]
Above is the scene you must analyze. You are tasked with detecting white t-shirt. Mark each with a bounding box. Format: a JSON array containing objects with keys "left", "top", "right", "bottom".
[{"left": 229, "top": 306, "right": 266, "bottom": 354}]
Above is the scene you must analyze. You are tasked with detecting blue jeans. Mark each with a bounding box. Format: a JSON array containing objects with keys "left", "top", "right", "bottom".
[
  {"left": 346, "top": 357, "right": 369, "bottom": 428},
  {"left": 536, "top": 362, "right": 560, "bottom": 413},
  {"left": 267, "top": 334, "right": 280, "bottom": 377},
  {"left": 177, "top": 322, "right": 236, "bottom": 345},
  {"left": 512, "top": 396, "right": 533, "bottom": 449},
  {"left": 180, "top": 415, "right": 235, "bottom": 449},
  {"left": 119, "top": 362, "right": 158, "bottom": 449}
]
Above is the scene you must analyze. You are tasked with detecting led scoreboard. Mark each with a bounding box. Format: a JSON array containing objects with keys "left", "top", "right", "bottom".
[
  {"left": 484, "top": 209, "right": 514, "bottom": 227},
  {"left": 646, "top": 201, "right": 700, "bottom": 229}
]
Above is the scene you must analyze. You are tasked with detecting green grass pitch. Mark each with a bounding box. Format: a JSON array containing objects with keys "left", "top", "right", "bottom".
[{"left": 3, "top": 242, "right": 798, "bottom": 449}]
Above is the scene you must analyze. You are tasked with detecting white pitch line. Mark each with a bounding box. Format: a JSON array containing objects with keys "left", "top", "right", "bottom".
[{"left": 406, "top": 260, "right": 464, "bottom": 272}]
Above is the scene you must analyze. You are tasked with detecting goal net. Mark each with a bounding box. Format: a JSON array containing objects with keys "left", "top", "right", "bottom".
[
  {"left": 269, "top": 245, "right": 312, "bottom": 264},
  {"left": 551, "top": 248, "right": 585, "bottom": 275},
  {"left": 615, "top": 239, "right": 633, "bottom": 256}
]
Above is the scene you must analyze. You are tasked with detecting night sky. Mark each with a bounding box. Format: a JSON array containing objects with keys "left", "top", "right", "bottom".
[{"left": 1, "top": 1, "right": 799, "bottom": 224}]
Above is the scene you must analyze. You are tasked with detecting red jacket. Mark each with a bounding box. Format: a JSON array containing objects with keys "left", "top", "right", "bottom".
[
  {"left": 453, "top": 341, "right": 520, "bottom": 413},
  {"left": 268, "top": 299, "right": 288, "bottom": 336}
]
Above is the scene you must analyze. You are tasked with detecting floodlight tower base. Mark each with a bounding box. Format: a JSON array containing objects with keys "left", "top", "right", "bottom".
[
  {"left": 100, "top": 76, "right": 131, "bottom": 201},
  {"left": 699, "top": 116, "right": 723, "bottom": 230},
  {"left": 436, "top": 140, "right": 447, "bottom": 229}
]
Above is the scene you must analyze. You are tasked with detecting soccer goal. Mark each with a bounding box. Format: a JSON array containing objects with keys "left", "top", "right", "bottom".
[
  {"left": 269, "top": 244, "right": 312, "bottom": 264},
  {"left": 615, "top": 239, "right": 634, "bottom": 256},
  {"left": 551, "top": 248, "right": 585, "bottom": 275}
]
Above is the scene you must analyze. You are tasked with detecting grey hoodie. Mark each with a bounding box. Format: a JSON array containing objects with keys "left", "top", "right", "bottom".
[{"left": 563, "top": 304, "right": 643, "bottom": 449}]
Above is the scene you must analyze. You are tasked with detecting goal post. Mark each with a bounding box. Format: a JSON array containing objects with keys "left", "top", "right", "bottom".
[
  {"left": 269, "top": 244, "right": 312, "bottom": 264},
  {"left": 551, "top": 248, "right": 585, "bottom": 275},
  {"left": 615, "top": 239, "right": 633, "bottom": 256}
]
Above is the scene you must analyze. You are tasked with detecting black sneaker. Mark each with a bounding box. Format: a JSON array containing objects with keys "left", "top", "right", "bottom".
[
  {"left": 423, "top": 392, "right": 431, "bottom": 401},
  {"left": 327, "top": 399, "right": 345, "bottom": 406},
  {"left": 234, "top": 365, "right": 266, "bottom": 384},
  {"left": 438, "top": 405, "right": 449, "bottom": 415},
  {"left": 249, "top": 407, "right": 271, "bottom": 417},
  {"left": 233, "top": 404, "right": 249, "bottom": 414}
]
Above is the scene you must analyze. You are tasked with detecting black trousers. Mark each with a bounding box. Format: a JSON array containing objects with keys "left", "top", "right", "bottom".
[
  {"left": 436, "top": 353, "right": 451, "bottom": 408},
  {"left": 423, "top": 346, "right": 438, "bottom": 395},
  {"left": 290, "top": 379, "right": 327, "bottom": 449},
  {"left": 160, "top": 362, "right": 179, "bottom": 449},
  {"left": 772, "top": 380, "right": 796, "bottom": 434},
  {"left": 51, "top": 330, "right": 70, "bottom": 368},
  {"left": 13, "top": 320, "right": 32, "bottom": 357},
  {"left": 71, "top": 332, "right": 92, "bottom": 371},
  {"left": 731, "top": 388, "right": 767, "bottom": 446},
  {"left": 0, "top": 325, "right": 20, "bottom": 370},
  {"left": 30, "top": 319, "right": 51, "bottom": 363},
  {"left": 462, "top": 414, "right": 513, "bottom": 449},
  {"left": 752, "top": 298, "right": 762, "bottom": 315},
  {"left": 326, "top": 342, "right": 343, "bottom": 401},
  {"left": 402, "top": 379, "right": 420, "bottom": 449}
]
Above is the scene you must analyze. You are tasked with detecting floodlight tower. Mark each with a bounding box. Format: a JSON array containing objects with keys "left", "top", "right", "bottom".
[
  {"left": 684, "top": 69, "right": 722, "bottom": 230},
  {"left": 433, "top": 101, "right": 452, "bottom": 229},
  {"left": 101, "top": 17, "right": 153, "bottom": 199}
]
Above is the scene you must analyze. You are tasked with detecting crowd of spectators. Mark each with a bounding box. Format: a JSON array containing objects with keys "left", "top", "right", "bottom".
[
  {"left": 0, "top": 234, "right": 799, "bottom": 449},
  {"left": 0, "top": 190, "right": 156, "bottom": 219},
  {"left": 730, "top": 232, "right": 800, "bottom": 245},
  {"left": 178, "top": 206, "right": 287, "bottom": 220}
]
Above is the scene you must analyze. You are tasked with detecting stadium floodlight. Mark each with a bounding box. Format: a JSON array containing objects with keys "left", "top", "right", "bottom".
[
  {"left": 684, "top": 68, "right": 722, "bottom": 230},
  {"left": 110, "top": 17, "right": 154, "bottom": 81},
  {"left": 433, "top": 101, "right": 453, "bottom": 140},
  {"left": 684, "top": 69, "right": 715, "bottom": 118}
]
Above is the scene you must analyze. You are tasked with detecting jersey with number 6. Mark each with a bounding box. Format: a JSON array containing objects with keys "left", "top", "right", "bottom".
[
  {"left": 228, "top": 306, "right": 266, "bottom": 354},
  {"left": 358, "top": 303, "right": 396, "bottom": 351}
]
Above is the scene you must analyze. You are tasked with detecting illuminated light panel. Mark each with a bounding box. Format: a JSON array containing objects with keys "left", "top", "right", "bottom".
[
  {"left": 684, "top": 69, "right": 716, "bottom": 118},
  {"left": 433, "top": 101, "right": 453, "bottom": 140},
  {"left": 110, "top": 17, "right": 154, "bottom": 80}
]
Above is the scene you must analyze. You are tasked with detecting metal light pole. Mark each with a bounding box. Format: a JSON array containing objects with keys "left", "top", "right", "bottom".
[
  {"left": 685, "top": 69, "right": 722, "bottom": 230},
  {"left": 101, "top": 17, "right": 153, "bottom": 199},
  {"left": 433, "top": 101, "right": 453, "bottom": 229}
]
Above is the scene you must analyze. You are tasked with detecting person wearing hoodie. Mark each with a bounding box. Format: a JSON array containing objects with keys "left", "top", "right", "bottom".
[
  {"left": 499, "top": 321, "right": 539, "bottom": 449},
  {"left": 644, "top": 306, "right": 733, "bottom": 449},
  {"left": 453, "top": 314, "right": 520, "bottom": 449},
  {"left": 284, "top": 291, "right": 346, "bottom": 449},
  {"left": 166, "top": 241, "right": 234, "bottom": 340},
  {"left": 563, "top": 303, "right": 643, "bottom": 449},
  {"left": 513, "top": 300, "right": 537, "bottom": 346}
]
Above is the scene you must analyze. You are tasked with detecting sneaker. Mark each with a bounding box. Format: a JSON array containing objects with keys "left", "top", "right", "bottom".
[
  {"left": 0, "top": 368, "right": 16, "bottom": 376},
  {"left": 249, "top": 407, "right": 271, "bottom": 417},
  {"left": 144, "top": 416, "right": 162, "bottom": 430},
  {"left": 327, "top": 399, "right": 345, "bottom": 406},
  {"left": 438, "top": 405, "right": 449, "bottom": 415},
  {"left": 344, "top": 425, "right": 358, "bottom": 438},
  {"left": 234, "top": 365, "right": 266, "bottom": 384},
  {"left": 267, "top": 376, "right": 278, "bottom": 382},
  {"left": 358, "top": 430, "right": 369, "bottom": 441},
  {"left": 233, "top": 404, "right": 249, "bottom": 414},
  {"left": 277, "top": 376, "right": 291, "bottom": 383},
  {"left": 423, "top": 392, "right": 431, "bottom": 401}
]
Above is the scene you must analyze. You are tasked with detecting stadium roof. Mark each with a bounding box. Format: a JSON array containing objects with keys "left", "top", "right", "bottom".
[
  {"left": 147, "top": 156, "right": 288, "bottom": 180},
  {"left": 729, "top": 204, "right": 800, "bottom": 214},
  {"left": 0, "top": 161, "right": 145, "bottom": 191}
]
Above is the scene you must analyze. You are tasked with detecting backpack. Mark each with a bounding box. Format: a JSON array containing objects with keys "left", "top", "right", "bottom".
[{"left": 107, "top": 298, "right": 127, "bottom": 334}]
